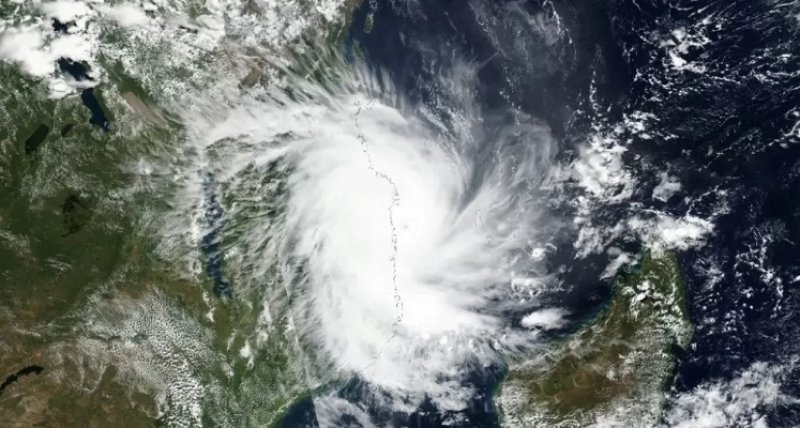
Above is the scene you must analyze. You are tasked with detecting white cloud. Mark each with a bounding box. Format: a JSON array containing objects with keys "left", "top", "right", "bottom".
[
  {"left": 0, "top": 1, "right": 99, "bottom": 96},
  {"left": 521, "top": 308, "right": 569, "bottom": 330},
  {"left": 653, "top": 171, "right": 682, "bottom": 202},
  {"left": 40, "top": 0, "right": 94, "bottom": 24},
  {"left": 49, "top": 32, "right": 94, "bottom": 61},
  {"left": 169, "top": 58, "right": 558, "bottom": 412},
  {"left": 572, "top": 134, "right": 633, "bottom": 203},
  {"left": 314, "top": 396, "right": 379, "bottom": 428},
  {"left": 96, "top": 3, "right": 150, "bottom": 28},
  {"left": 661, "top": 25, "right": 711, "bottom": 74},
  {"left": 664, "top": 362, "right": 799, "bottom": 428},
  {"left": 0, "top": 26, "right": 52, "bottom": 77},
  {"left": 628, "top": 214, "right": 714, "bottom": 252}
]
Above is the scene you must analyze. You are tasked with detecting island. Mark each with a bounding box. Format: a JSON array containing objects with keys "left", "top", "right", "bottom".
[{"left": 497, "top": 251, "right": 693, "bottom": 427}]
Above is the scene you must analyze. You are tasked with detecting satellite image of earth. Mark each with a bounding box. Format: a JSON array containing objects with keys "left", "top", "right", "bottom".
[{"left": 2, "top": 0, "right": 800, "bottom": 427}]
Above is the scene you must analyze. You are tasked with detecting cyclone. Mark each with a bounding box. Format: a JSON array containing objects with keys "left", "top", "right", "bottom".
[
  {"left": 187, "top": 55, "right": 561, "bottom": 409},
  {"left": 5, "top": 0, "right": 800, "bottom": 426}
]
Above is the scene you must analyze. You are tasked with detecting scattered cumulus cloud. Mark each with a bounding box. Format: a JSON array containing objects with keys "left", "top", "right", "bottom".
[
  {"left": 653, "top": 171, "right": 682, "bottom": 202},
  {"left": 664, "top": 362, "right": 799, "bottom": 428}
]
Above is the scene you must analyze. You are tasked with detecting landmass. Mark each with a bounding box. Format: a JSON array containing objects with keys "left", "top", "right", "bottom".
[{"left": 497, "top": 251, "right": 693, "bottom": 427}]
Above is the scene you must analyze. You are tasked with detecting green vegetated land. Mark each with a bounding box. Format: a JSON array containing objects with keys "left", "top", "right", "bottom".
[
  {"left": 498, "top": 251, "right": 693, "bottom": 427},
  {"left": 0, "top": 62, "right": 314, "bottom": 426},
  {"left": 0, "top": 61, "right": 168, "bottom": 426},
  {"left": 0, "top": 1, "right": 371, "bottom": 423}
]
